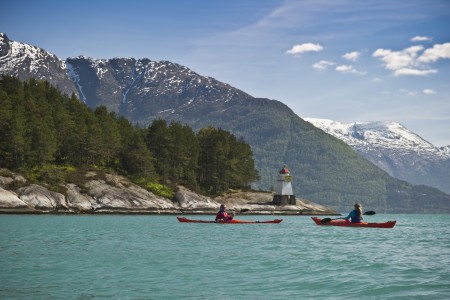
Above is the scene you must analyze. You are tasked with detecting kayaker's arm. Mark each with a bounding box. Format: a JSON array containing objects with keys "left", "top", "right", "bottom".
[{"left": 341, "top": 212, "right": 353, "bottom": 220}]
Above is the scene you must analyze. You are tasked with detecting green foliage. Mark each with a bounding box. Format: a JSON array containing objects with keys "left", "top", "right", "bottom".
[
  {"left": 25, "top": 165, "right": 75, "bottom": 185},
  {"left": 146, "top": 182, "right": 175, "bottom": 199},
  {"left": 197, "top": 126, "right": 259, "bottom": 195},
  {"left": 0, "top": 76, "right": 259, "bottom": 197}
]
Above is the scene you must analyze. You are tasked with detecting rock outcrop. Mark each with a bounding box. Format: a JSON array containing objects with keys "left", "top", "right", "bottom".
[{"left": 0, "top": 169, "right": 338, "bottom": 215}]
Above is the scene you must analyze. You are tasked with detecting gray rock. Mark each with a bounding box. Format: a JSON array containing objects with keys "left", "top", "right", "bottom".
[
  {"left": 17, "top": 184, "right": 68, "bottom": 211},
  {"left": 65, "top": 183, "right": 96, "bottom": 212},
  {"left": 0, "top": 169, "right": 338, "bottom": 215},
  {"left": 83, "top": 178, "right": 175, "bottom": 212},
  {"left": 0, "top": 187, "right": 30, "bottom": 211},
  {"left": 174, "top": 186, "right": 219, "bottom": 211}
]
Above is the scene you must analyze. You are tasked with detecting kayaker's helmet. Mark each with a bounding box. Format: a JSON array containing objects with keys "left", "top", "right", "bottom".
[{"left": 220, "top": 204, "right": 226, "bottom": 209}]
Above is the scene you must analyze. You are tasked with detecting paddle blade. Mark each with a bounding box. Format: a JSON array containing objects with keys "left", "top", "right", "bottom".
[
  {"left": 364, "top": 211, "right": 376, "bottom": 216},
  {"left": 320, "top": 218, "right": 332, "bottom": 224}
]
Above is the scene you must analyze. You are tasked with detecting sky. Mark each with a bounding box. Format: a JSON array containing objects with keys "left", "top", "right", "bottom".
[{"left": 2, "top": 0, "right": 450, "bottom": 146}]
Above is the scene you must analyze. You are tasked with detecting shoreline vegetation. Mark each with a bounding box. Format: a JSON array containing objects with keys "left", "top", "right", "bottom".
[{"left": 0, "top": 76, "right": 259, "bottom": 199}]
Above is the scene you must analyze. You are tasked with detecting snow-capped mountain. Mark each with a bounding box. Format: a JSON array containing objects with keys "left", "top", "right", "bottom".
[
  {"left": 1, "top": 32, "right": 250, "bottom": 126},
  {"left": 305, "top": 118, "right": 450, "bottom": 194},
  {"left": 65, "top": 55, "right": 252, "bottom": 125},
  {"left": 0, "top": 33, "right": 77, "bottom": 96}
]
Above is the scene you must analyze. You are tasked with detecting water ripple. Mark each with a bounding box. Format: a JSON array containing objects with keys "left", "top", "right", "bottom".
[{"left": 1, "top": 214, "right": 449, "bottom": 299}]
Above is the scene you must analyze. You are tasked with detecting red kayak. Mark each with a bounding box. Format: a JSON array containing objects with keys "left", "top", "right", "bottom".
[
  {"left": 177, "top": 217, "right": 283, "bottom": 224},
  {"left": 311, "top": 217, "right": 396, "bottom": 228}
]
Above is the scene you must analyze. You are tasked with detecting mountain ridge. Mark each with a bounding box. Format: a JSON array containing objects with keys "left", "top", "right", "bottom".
[{"left": 305, "top": 118, "right": 450, "bottom": 194}]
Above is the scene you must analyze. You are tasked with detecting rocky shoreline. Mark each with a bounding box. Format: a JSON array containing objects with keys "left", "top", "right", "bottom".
[{"left": 0, "top": 169, "right": 338, "bottom": 215}]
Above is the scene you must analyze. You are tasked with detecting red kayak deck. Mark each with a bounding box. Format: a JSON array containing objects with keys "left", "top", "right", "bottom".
[
  {"left": 311, "top": 217, "right": 396, "bottom": 228},
  {"left": 177, "top": 217, "right": 282, "bottom": 224}
]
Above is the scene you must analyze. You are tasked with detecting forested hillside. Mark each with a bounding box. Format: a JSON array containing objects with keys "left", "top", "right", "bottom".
[
  {"left": 167, "top": 97, "right": 450, "bottom": 213},
  {"left": 0, "top": 76, "right": 259, "bottom": 196}
]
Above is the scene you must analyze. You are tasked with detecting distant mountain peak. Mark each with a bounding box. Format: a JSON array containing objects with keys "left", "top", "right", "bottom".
[
  {"left": 305, "top": 118, "right": 443, "bottom": 155},
  {"left": 0, "top": 32, "right": 78, "bottom": 96},
  {"left": 306, "top": 117, "right": 450, "bottom": 194}
]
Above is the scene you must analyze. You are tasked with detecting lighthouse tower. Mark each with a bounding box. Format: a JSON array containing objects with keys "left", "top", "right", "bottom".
[{"left": 272, "top": 165, "right": 296, "bottom": 205}]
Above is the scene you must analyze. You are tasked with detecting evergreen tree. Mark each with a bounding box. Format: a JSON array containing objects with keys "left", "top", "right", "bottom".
[
  {"left": 167, "top": 121, "right": 199, "bottom": 187},
  {"left": 23, "top": 79, "right": 58, "bottom": 167},
  {"left": 0, "top": 89, "right": 13, "bottom": 167},
  {"left": 197, "top": 126, "right": 258, "bottom": 194},
  {"left": 94, "top": 106, "right": 121, "bottom": 167},
  {"left": 146, "top": 119, "right": 172, "bottom": 182},
  {"left": 121, "top": 130, "right": 156, "bottom": 179}
]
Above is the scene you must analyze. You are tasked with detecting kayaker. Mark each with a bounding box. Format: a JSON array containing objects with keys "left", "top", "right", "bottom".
[
  {"left": 215, "top": 204, "right": 234, "bottom": 222},
  {"left": 342, "top": 203, "right": 363, "bottom": 223}
]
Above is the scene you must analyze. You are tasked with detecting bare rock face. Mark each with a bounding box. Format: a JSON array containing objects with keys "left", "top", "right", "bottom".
[
  {"left": 65, "top": 183, "right": 96, "bottom": 212},
  {"left": 0, "top": 187, "right": 30, "bottom": 210},
  {"left": 0, "top": 169, "right": 338, "bottom": 215},
  {"left": 17, "top": 184, "right": 68, "bottom": 211},
  {"left": 174, "top": 186, "right": 220, "bottom": 212},
  {"left": 83, "top": 178, "right": 175, "bottom": 212}
]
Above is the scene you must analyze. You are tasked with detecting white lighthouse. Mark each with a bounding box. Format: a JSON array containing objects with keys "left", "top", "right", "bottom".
[{"left": 273, "top": 165, "right": 296, "bottom": 205}]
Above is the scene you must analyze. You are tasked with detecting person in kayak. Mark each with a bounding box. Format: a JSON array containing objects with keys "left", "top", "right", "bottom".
[
  {"left": 342, "top": 203, "right": 363, "bottom": 223},
  {"left": 215, "top": 204, "right": 234, "bottom": 222}
]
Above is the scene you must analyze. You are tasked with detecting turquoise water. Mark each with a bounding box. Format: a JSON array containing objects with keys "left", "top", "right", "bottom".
[{"left": 1, "top": 214, "right": 449, "bottom": 299}]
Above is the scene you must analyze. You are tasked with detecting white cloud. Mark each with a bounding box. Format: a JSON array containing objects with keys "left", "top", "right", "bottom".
[
  {"left": 418, "top": 43, "right": 450, "bottom": 63},
  {"left": 423, "top": 88, "right": 436, "bottom": 94},
  {"left": 313, "top": 60, "right": 335, "bottom": 70},
  {"left": 287, "top": 43, "right": 323, "bottom": 56},
  {"left": 335, "top": 65, "right": 366, "bottom": 75},
  {"left": 400, "top": 89, "right": 417, "bottom": 96},
  {"left": 410, "top": 36, "right": 432, "bottom": 42},
  {"left": 373, "top": 45, "right": 423, "bottom": 70},
  {"left": 394, "top": 68, "right": 438, "bottom": 76},
  {"left": 372, "top": 44, "right": 446, "bottom": 76},
  {"left": 342, "top": 51, "right": 361, "bottom": 61},
  {"left": 336, "top": 65, "right": 353, "bottom": 72}
]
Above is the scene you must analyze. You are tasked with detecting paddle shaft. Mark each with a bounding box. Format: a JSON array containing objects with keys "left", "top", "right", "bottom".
[{"left": 321, "top": 211, "right": 376, "bottom": 224}]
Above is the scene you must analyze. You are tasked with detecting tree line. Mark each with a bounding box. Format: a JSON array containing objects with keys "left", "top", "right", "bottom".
[{"left": 0, "top": 76, "right": 259, "bottom": 195}]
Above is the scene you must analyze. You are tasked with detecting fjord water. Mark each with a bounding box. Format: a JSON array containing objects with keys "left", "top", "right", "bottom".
[{"left": 1, "top": 215, "right": 449, "bottom": 299}]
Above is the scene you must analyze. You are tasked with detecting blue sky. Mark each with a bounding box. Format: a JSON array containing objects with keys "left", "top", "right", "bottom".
[{"left": 2, "top": 0, "right": 450, "bottom": 146}]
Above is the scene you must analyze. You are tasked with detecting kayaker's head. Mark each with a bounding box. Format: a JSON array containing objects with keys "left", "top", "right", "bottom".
[
  {"left": 354, "top": 203, "right": 362, "bottom": 209},
  {"left": 220, "top": 204, "right": 226, "bottom": 211}
]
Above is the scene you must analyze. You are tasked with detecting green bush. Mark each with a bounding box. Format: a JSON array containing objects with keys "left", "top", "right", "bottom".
[{"left": 146, "top": 182, "right": 175, "bottom": 199}]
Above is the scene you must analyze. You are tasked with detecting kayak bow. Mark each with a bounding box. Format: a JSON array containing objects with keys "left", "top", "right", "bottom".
[
  {"left": 177, "top": 217, "right": 282, "bottom": 224},
  {"left": 311, "top": 217, "right": 396, "bottom": 228}
]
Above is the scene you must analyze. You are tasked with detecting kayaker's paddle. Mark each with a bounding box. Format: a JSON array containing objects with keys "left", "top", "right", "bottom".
[{"left": 320, "top": 211, "right": 376, "bottom": 224}]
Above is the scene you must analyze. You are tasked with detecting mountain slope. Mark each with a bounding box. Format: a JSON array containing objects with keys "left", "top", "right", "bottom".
[
  {"left": 65, "top": 55, "right": 254, "bottom": 124},
  {"left": 305, "top": 118, "right": 450, "bottom": 194},
  {"left": 0, "top": 33, "right": 77, "bottom": 97},
  {"left": 1, "top": 32, "right": 449, "bottom": 213}
]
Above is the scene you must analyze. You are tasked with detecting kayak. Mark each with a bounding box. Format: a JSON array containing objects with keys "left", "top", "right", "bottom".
[
  {"left": 177, "top": 217, "right": 283, "bottom": 224},
  {"left": 311, "top": 217, "right": 396, "bottom": 228}
]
